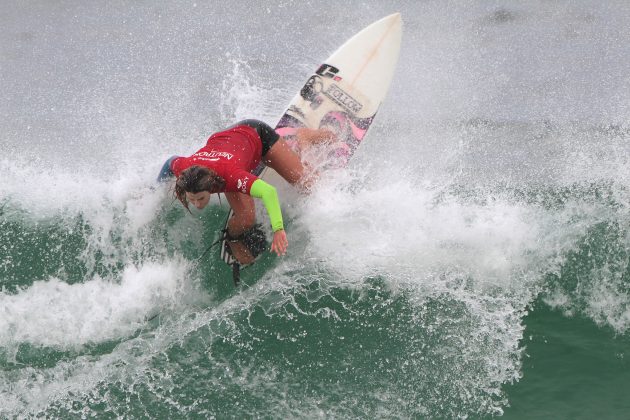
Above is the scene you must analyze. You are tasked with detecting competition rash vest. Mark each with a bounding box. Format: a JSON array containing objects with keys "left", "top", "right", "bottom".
[
  {"left": 171, "top": 125, "right": 262, "bottom": 195},
  {"left": 170, "top": 124, "right": 285, "bottom": 232}
]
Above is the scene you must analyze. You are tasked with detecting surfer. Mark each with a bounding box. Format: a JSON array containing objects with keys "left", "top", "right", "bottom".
[{"left": 158, "top": 119, "right": 333, "bottom": 264}]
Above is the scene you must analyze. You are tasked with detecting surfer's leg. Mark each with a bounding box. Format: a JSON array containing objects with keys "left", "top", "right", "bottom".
[
  {"left": 224, "top": 192, "right": 256, "bottom": 236},
  {"left": 264, "top": 128, "right": 336, "bottom": 190},
  {"left": 294, "top": 127, "right": 336, "bottom": 151},
  {"left": 264, "top": 139, "right": 314, "bottom": 191},
  {"left": 264, "top": 135, "right": 331, "bottom": 191},
  {"left": 224, "top": 192, "right": 258, "bottom": 265}
]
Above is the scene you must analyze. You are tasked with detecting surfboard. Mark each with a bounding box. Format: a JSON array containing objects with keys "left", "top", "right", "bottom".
[{"left": 220, "top": 13, "right": 403, "bottom": 274}]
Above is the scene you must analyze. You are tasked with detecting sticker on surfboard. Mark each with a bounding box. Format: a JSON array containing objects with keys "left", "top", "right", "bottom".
[{"left": 220, "top": 13, "right": 402, "bottom": 267}]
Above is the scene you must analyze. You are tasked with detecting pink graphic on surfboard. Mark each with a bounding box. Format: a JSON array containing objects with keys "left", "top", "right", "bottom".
[{"left": 275, "top": 109, "right": 375, "bottom": 169}]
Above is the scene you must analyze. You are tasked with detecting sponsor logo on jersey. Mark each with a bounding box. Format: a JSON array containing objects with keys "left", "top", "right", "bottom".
[
  {"left": 194, "top": 150, "right": 234, "bottom": 161},
  {"left": 237, "top": 177, "right": 250, "bottom": 193},
  {"left": 324, "top": 84, "right": 362, "bottom": 114}
]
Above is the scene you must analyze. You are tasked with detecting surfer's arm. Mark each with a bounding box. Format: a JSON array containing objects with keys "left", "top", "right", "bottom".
[
  {"left": 249, "top": 179, "right": 288, "bottom": 256},
  {"left": 157, "top": 156, "right": 180, "bottom": 182},
  {"left": 249, "top": 179, "right": 284, "bottom": 232}
]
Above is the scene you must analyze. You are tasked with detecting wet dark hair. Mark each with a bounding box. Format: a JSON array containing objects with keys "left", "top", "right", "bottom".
[{"left": 174, "top": 166, "right": 226, "bottom": 211}]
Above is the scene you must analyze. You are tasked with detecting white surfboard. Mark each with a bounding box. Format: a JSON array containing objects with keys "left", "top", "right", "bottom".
[{"left": 221, "top": 13, "right": 402, "bottom": 267}]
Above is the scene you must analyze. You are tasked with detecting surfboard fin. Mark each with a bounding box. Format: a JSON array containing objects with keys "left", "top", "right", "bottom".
[{"left": 232, "top": 263, "right": 241, "bottom": 287}]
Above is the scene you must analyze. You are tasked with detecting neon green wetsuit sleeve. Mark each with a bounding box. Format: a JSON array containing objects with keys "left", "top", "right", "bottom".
[{"left": 249, "top": 179, "right": 284, "bottom": 232}]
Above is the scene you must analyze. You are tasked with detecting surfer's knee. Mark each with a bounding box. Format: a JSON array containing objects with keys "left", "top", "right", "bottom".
[
  {"left": 264, "top": 140, "right": 312, "bottom": 188},
  {"left": 227, "top": 210, "right": 257, "bottom": 237},
  {"left": 296, "top": 128, "right": 336, "bottom": 148}
]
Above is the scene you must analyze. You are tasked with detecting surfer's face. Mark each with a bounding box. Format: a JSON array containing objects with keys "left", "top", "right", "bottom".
[{"left": 185, "top": 191, "right": 211, "bottom": 209}]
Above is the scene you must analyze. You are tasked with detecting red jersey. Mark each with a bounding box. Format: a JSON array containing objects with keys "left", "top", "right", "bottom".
[{"left": 171, "top": 125, "right": 262, "bottom": 194}]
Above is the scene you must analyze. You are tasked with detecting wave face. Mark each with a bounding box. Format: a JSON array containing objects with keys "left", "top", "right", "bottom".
[{"left": 2, "top": 1, "right": 629, "bottom": 418}]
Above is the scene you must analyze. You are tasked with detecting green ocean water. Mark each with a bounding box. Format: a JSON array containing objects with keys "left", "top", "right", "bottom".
[
  {"left": 2, "top": 179, "right": 628, "bottom": 418},
  {"left": 2, "top": 1, "right": 630, "bottom": 418},
  {"left": 506, "top": 305, "right": 630, "bottom": 419}
]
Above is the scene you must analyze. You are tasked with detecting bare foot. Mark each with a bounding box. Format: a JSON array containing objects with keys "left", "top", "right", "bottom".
[{"left": 227, "top": 241, "right": 256, "bottom": 265}]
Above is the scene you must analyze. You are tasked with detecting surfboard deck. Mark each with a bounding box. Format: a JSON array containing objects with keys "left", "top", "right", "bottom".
[{"left": 220, "top": 13, "right": 402, "bottom": 269}]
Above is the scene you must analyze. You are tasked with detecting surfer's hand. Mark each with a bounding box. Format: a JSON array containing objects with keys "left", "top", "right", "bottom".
[{"left": 271, "top": 229, "right": 288, "bottom": 256}]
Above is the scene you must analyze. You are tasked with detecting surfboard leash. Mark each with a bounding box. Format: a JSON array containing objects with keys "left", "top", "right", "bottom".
[
  {"left": 231, "top": 263, "right": 241, "bottom": 287},
  {"left": 195, "top": 231, "right": 226, "bottom": 266},
  {"left": 194, "top": 229, "right": 243, "bottom": 287}
]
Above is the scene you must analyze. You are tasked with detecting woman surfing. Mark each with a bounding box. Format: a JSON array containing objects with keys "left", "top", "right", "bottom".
[{"left": 158, "top": 119, "right": 333, "bottom": 265}]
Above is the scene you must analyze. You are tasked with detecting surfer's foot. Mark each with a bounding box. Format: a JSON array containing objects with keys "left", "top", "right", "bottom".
[
  {"left": 225, "top": 224, "right": 267, "bottom": 265},
  {"left": 226, "top": 241, "right": 256, "bottom": 265}
]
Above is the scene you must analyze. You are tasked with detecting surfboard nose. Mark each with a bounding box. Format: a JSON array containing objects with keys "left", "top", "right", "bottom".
[{"left": 383, "top": 12, "right": 402, "bottom": 25}]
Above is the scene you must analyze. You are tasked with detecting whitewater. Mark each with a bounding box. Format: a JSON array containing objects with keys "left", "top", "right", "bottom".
[{"left": 1, "top": 1, "right": 629, "bottom": 418}]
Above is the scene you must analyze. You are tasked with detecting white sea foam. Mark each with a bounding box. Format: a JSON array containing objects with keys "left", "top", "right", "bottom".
[
  {"left": 0, "top": 260, "right": 200, "bottom": 349},
  {"left": 0, "top": 157, "right": 164, "bottom": 217},
  {"left": 298, "top": 164, "right": 541, "bottom": 291}
]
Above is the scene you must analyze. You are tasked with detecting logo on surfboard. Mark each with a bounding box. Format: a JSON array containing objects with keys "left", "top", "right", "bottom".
[
  {"left": 316, "top": 64, "right": 342, "bottom": 81},
  {"left": 301, "top": 67, "right": 362, "bottom": 114},
  {"left": 324, "top": 84, "right": 362, "bottom": 114}
]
